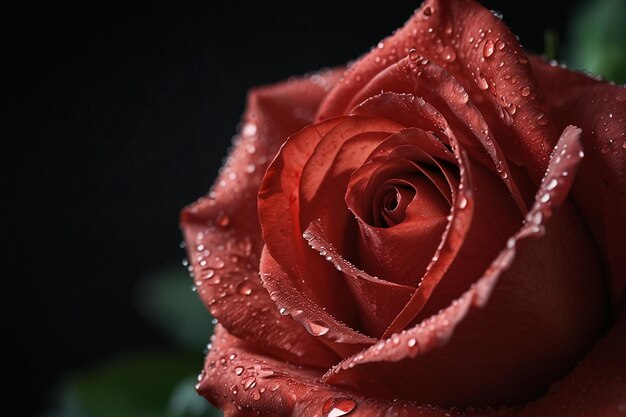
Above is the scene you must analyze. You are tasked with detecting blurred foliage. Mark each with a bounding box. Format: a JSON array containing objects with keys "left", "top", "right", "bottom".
[
  {"left": 566, "top": 0, "right": 626, "bottom": 83},
  {"left": 45, "top": 352, "right": 218, "bottom": 417},
  {"left": 45, "top": 267, "right": 221, "bottom": 417},
  {"left": 136, "top": 266, "right": 215, "bottom": 350}
]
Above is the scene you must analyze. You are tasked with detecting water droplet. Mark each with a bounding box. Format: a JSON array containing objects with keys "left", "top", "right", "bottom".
[
  {"left": 521, "top": 86, "right": 531, "bottom": 97},
  {"left": 442, "top": 46, "right": 456, "bottom": 62},
  {"left": 474, "top": 71, "right": 488, "bottom": 90},
  {"left": 234, "top": 366, "right": 244, "bottom": 376},
  {"left": 304, "top": 319, "right": 330, "bottom": 336},
  {"left": 407, "top": 338, "right": 417, "bottom": 347},
  {"left": 506, "top": 237, "right": 515, "bottom": 249},
  {"left": 237, "top": 281, "right": 253, "bottom": 296},
  {"left": 213, "top": 257, "right": 225, "bottom": 269},
  {"left": 279, "top": 307, "right": 288, "bottom": 315},
  {"left": 483, "top": 40, "right": 494, "bottom": 58},
  {"left": 322, "top": 397, "right": 357, "bottom": 417},
  {"left": 408, "top": 48, "right": 419, "bottom": 61},
  {"left": 490, "top": 10, "right": 503, "bottom": 19},
  {"left": 540, "top": 193, "right": 550, "bottom": 203},
  {"left": 242, "top": 123, "right": 257, "bottom": 137},
  {"left": 216, "top": 212, "right": 230, "bottom": 227},
  {"left": 377, "top": 41, "right": 384, "bottom": 49},
  {"left": 601, "top": 143, "right": 611, "bottom": 153},
  {"left": 506, "top": 103, "right": 517, "bottom": 115},
  {"left": 495, "top": 40, "right": 505, "bottom": 50},
  {"left": 530, "top": 211, "right": 543, "bottom": 225},
  {"left": 245, "top": 164, "right": 256, "bottom": 173},
  {"left": 458, "top": 194, "right": 468, "bottom": 209},
  {"left": 546, "top": 178, "right": 558, "bottom": 191},
  {"left": 537, "top": 113, "right": 548, "bottom": 125},
  {"left": 241, "top": 376, "right": 256, "bottom": 390},
  {"left": 252, "top": 390, "right": 261, "bottom": 401}
]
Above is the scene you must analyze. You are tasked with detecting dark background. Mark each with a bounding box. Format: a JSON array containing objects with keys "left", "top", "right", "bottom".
[{"left": 7, "top": 1, "right": 579, "bottom": 415}]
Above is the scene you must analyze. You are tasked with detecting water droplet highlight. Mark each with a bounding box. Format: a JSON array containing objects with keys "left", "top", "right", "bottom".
[
  {"left": 483, "top": 39, "right": 494, "bottom": 58},
  {"left": 322, "top": 398, "right": 357, "bottom": 417},
  {"left": 521, "top": 86, "right": 531, "bottom": 97}
]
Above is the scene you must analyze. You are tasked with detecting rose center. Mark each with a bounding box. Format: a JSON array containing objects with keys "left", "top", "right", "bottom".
[{"left": 377, "top": 184, "right": 417, "bottom": 227}]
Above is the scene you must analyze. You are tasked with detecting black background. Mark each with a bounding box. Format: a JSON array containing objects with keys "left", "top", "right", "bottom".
[{"left": 7, "top": 1, "right": 579, "bottom": 415}]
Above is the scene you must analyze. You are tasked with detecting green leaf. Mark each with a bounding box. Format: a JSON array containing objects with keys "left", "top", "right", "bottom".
[
  {"left": 136, "top": 266, "right": 215, "bottom": 350},
  {"left": 567, "top": 0, "right": 626, "bottom": 83},
  {"left": 45, "top": 351, "right": 221, "bottom": 417},
  {"left": 168, "top": 377, "right": 221, "bottom": 417}
]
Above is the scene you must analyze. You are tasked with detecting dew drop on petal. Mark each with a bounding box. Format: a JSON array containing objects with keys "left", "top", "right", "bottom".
[
  {"left": 537, "top": 113, "right": 548, "bottom": 125},
  {"left": 483, "top": 39, "right": 495, "bottom": 58},
  {"left": 303, "top": 319, "right": 330, "bottom": 336},
  {"left": 546, "top": 178, "right": 558, "bottom": 191},
  {"left": 322, "top": 398, "right": 357, "bottom": 417},
  {"left": 458, "top": 194, "right": 468, "bottom": 209},
  {"left": 216, "top": 212, "right": 230, "bottom": 227},
  {"left": 474, "top": 71, "right": 488, "bottom": 90},
  {"left": 242, "top": 376, "right": 256, "bottom": 390},
  {"left": 442, "top": 46, "right": 456, "bottom": 62},
  {"left": 236, "top": 281, "right": 253, "bottom": 296},
  {"left": 521, "top": 86, "right": 531, "bottom": 97}
]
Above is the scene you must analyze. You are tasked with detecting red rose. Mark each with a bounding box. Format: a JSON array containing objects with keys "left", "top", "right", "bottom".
[{"left": 181, "top": 0, "right": 626, "bottom": 415}]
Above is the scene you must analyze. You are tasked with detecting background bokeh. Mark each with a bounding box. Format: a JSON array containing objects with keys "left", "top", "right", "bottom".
[{"left": 7, "top": 0, "right": 624, "bottom": 416}]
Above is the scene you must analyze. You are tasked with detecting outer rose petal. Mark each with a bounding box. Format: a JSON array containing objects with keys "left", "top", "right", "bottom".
[
  {"left": 198, "top": 325, "right": 517, "bottom": 417},
  {"left": 180, "top": 71, "right": 342, "bottom": 367},
  {"left": 530, "top": 56, "right": 626, "bottom": 306},
  {"left": 318, "top": 0, "right": 558, "bottom": 184},
  {"left": 199, "top": 315, "right": 624, "bottom": 416},
  {"left": 518, "top": 310, "right": 626, "bottom": 416}
]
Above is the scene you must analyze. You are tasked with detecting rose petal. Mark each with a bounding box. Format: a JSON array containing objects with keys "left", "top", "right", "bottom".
[
  {"left": 518, "top": 309, "right": 626, "bottom": 416},
  {"left": 198, "top": 325, "right": 517, "bottom": 417},
  {"left": 323, "top": 126, "right": 605, "bottom": 407},
  {"left": 260, "top": 246, "right": 375, "bottom": 350},
  {"left": 318, "top": 0, "right": 558, "bottom": 184},
  {"left": 303, "top": 221, "right": 415, "bottom": 339},
  {"left": 180, "top": 71, "right": 342, "bottom": 366},
  {"left": 531, "top": 56, "right": 626, "bottom": 307}
]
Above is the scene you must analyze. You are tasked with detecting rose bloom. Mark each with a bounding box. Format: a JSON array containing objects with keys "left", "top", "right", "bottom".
[{"left": 180, "top": 0, "right": 625, "bottom": 415}]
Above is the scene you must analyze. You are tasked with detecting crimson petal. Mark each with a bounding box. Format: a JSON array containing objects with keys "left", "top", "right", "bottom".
[
  {"left": 531, "top": 56, "right": 626, "bottom": 307},
  {"left": 318, "top": 0, "right": 557, "bottom": 185},
  {"left": 198, "top": 325, "right": 517, "bottom": 417},
  {"left": 180, "top": 71, "right": 342, "bottom": 367}
]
